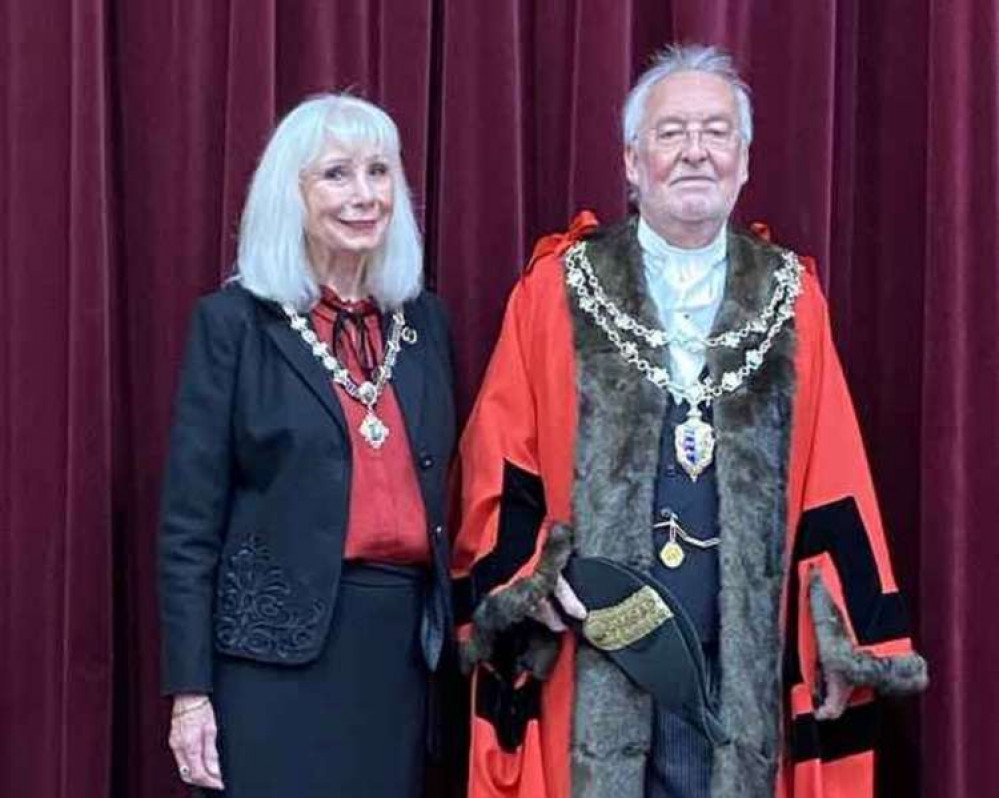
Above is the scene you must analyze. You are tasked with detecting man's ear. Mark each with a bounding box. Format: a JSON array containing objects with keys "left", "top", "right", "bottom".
[
  {"left": 738, "top": 145, "right": 750, "bottom": 186},
  {"left": 624, "top": 144, "right": 639, "bottom": 187}
]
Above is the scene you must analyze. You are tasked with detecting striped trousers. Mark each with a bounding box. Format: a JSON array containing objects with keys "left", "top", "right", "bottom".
[{"left": 645, "top": 646, "right": 720, "bottom": 798}]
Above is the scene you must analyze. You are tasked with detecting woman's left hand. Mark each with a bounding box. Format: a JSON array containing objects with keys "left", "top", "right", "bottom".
[{"left": 168, "top": 693, "right": 225, "bottom": 790}]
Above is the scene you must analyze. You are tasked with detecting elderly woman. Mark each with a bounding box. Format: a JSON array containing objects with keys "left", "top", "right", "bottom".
[{"left": 158, "top": 94, "right": 455, "bottom": 797}]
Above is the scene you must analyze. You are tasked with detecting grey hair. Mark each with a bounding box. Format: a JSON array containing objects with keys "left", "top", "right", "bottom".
[
  {"left": 622, "top": 44, "right": 754, "bottom": 147},
  {"left": 234, "top": 93, "right": 423, "bottom": 312}
]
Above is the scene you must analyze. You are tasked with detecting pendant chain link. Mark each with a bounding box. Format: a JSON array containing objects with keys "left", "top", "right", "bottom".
[
  {"left": 281, "top": 303, "right": 413, "bottom": 448},
  {"left": 563, "top": 241, "right": 803, "bottom": 409}
]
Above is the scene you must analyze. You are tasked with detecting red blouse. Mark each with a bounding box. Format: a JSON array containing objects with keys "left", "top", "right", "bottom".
[{"left": 310, "top": 287, "right": 429, "bottom": 564}]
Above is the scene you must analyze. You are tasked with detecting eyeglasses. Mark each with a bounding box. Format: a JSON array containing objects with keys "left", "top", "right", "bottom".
[{"left": 646, "top": 121, "right": 740, "bottom": 153}]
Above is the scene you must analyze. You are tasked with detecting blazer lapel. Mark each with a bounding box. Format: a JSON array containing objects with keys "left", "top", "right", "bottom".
[
  {"left": 384, "top": 303, "right": 425, "bottom": 446},
  {"left": 261, "top": 304, "right": 348, "bottom": 433}
]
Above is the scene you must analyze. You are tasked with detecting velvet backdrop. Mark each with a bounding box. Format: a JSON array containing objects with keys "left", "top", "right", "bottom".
[{"left": 2, "top": 1, "right": 996, "bottom": 796}]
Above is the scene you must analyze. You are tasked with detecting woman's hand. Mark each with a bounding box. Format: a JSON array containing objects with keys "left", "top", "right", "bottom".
[
  {"left": 168, "top": 693, "right": 224, "bottom": 790},
  {"left": 528, "top": 574, "right": 588, "bottom": 632}
]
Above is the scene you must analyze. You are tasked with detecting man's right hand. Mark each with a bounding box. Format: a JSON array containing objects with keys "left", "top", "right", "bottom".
[
  {"left": 529, "top": 574, "right": 588, "bottom": 632},
  {"left": 168, "top": 693, "right": 224, "bottom": 790}
]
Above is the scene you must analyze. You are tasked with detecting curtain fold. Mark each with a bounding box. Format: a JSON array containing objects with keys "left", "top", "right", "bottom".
[
  {"left": 432, "top": 0, "right": 531, "bottom": 398},
  {"left": 2, "top": 2, "right": 995, "bottom": 796},
  {"left": 2, "top": 1, "right": 115, "bottom": 797},
  {"left": 65, "top": 0, "right": 115, "bottom": 792},
  {"left": 920, "top": 2, "right": 999, "bottom": 796}
]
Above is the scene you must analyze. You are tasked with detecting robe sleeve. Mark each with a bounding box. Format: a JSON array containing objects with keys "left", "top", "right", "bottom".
[
  {"left": 794, "top": 285, "right": 928, "bottom": 696},
  {"left": 450, "top": 276, "right": 572, "bottom": 675},
  {"left": 452, "top": 220, "right": 596, "bottom": 798},
  {"left": 452, "top": 215, "right": 597, "bottom": 675}
]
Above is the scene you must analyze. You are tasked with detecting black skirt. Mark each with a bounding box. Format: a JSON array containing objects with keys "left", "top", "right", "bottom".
[{"left": 202, "top": 562, "right": 430, "bottom": 798}]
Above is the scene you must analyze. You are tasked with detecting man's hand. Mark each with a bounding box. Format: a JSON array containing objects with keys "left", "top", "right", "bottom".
[
  {"left": 814, "top": 669, "right": 852, "bottom": 720},
  {"left": 529, "top": 575, "right": 588, "bottom": 632},
  {"left": 168, "top": 693, "right": 225, "bottom": 790}
]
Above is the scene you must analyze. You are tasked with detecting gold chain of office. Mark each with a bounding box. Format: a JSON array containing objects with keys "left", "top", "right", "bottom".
[{"left": 563, "top": 240, "right": 803, "bottom": 481}]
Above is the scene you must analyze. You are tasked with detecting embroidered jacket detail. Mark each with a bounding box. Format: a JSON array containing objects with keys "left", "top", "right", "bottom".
[{"left": 215, "top": 535, "right": 326, "bottom": 658}]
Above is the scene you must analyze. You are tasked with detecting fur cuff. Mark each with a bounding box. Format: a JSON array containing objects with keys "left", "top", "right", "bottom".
[
  {"left": 809, "top": 572, "right": 928, "bottom": 695},
  {"left": 459, "top": 523, "right": 574, "bottom": 676}
]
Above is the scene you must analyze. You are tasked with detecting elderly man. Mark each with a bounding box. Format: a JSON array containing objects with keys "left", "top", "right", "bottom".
[{"left": 452, "top": 44, "right": 927, "bottom": 798}]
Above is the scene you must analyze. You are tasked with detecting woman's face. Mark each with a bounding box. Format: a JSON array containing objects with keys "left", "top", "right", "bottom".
[{"left": 300, "top": 139, "right": 394, "bottom": 262}]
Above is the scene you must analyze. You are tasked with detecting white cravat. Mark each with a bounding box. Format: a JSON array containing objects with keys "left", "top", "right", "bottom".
[{"left": 638, "top": 217, "right": 728, "bottom": 394}]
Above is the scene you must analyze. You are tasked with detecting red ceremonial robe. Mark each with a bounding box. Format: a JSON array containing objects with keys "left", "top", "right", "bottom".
[{"left": 451, "top": 214, "right": 927, "bottom": 798}]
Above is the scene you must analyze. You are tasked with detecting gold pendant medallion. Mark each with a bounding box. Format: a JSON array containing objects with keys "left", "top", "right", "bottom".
[{"left": 659, "top": 541, "right": 686, "bottom": 569}]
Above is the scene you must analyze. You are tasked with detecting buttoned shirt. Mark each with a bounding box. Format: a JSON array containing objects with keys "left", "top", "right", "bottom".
[
  {"left": 638, "top": 217, "right": 727, "bottom": 396},
  {"left": 311, "top": 287, "right": 430, "bottom": 564}
]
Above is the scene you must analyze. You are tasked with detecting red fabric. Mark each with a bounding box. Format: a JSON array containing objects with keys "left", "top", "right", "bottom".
[
  {"left": 453, "top": 217, "right": 919, "bottom": 797},
  {"left": 310, "top": 288, "right": 429, "bottom": 565},
  {"left": 3, "top": 2, "right": 998, "bottom": 796}
]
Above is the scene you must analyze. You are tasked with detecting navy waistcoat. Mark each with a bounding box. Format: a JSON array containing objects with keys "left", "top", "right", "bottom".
[{"left": 650, "top": 400, "right": 721, "bottom": 642}]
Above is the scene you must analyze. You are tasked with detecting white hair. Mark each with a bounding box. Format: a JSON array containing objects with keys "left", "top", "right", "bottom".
[
  {"left": 622, "top": 44, "right": 754, "bottom": 147},
  {"left": 234, "top": 93, "right": 423, "bottom": 312}
]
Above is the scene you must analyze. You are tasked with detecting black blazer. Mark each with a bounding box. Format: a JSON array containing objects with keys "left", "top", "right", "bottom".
[{"left": 158, "top": 284, "right": 456, "bottom": 695}]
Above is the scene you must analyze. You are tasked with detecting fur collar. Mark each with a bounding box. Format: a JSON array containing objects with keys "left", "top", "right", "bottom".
[{"left": 566, "top": 218, "right": 797, "bottom": 798}]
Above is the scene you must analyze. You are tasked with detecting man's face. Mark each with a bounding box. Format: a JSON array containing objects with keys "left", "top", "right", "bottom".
[{"left": 624, "top": 71, "right": 749, "bottom": 242}]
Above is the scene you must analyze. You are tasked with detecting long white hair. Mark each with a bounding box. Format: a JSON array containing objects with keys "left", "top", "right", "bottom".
[{"left": 234, "top": 93, "right": 423, "bottom": 311}]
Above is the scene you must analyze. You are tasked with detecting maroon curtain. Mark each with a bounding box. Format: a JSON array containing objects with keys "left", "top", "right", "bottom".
[{"left": 2, "top": 2, "right": 996, "bottom": 796}]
